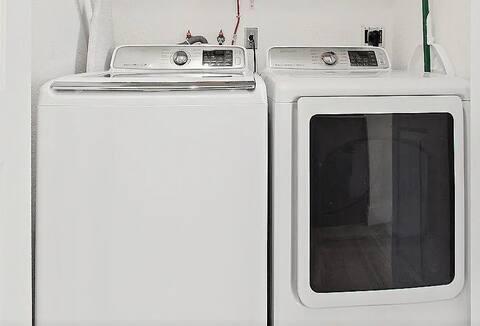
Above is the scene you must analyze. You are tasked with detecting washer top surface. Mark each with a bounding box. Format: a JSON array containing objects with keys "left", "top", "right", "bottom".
[
  {"left": 262, "top": 46, "right": 469, "bottom": 102},
  {"left": 39, "top": 45, "right": 267, "bottom": 107}
]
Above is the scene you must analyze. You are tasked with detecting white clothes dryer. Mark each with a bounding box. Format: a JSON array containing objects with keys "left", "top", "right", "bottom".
[
  {"left": 36, "top": 45, "right": 267, "bottom": 326},
  {"left": 262, "top": 46, "right": 470, "bottom": 326}
]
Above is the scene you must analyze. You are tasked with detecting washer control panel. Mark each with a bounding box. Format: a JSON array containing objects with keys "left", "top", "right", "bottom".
[
  {"left": 203, "top": 50, "right": 234, "bottom": 67},
  {"left": 268, "top": 46, "right": 390, "bottom": 71},
  {"left": 111, "top": 45, "right": 247, "bottom": 72}
]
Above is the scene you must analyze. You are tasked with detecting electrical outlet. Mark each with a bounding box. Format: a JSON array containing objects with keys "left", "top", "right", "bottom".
[
  {"left": 245, "top": 27, "right": 259, "bottom": 49},
  {"left": 363, "top": 27, "right": 384, "bottom": 47}
]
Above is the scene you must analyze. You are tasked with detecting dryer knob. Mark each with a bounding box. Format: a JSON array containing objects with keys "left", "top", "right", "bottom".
[
  {"left": 173, "top": 51, "right": 189, "bottom": 66},
  {"left": 321, "top": 51, "right": 338, "bottom": 66}
]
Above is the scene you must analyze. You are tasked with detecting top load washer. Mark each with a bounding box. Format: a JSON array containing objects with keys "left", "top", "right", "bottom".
[
  {"left": 262, "top": 46, "right": 470, "bottom": 326},
  {"left": 36, "top": 45, "right": 267, "bottom": 326}
]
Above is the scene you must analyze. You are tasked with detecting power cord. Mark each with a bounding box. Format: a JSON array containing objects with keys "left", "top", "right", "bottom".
[{"left": 249, "top": 35, "right": 257, "bottom": 73}]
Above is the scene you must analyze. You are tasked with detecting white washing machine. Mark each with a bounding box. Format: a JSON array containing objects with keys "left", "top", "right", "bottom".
[
  {"left": 262, "top": 46, "right": 470, "bottom": 326},
  {"left": 36, "top": 45, "right": 267, "bottom": 326}
]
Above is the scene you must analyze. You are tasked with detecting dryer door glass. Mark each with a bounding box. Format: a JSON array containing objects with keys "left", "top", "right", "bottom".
[{"left": 309, "top": 113, "right": 455, "bottom": 293}]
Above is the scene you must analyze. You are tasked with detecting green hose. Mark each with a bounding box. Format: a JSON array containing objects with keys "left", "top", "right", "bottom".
[{"left": 422, "top": 0, "right": 431, "bottom": 72}]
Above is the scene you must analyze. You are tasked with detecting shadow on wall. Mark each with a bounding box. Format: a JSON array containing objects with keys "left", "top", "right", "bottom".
[
  {"left": 31, "top": 0, "right": 92, "bottom": 257},
  {"left": 86, "top": 0, "right": 115, "bottom": 72},
  {"left": 75, "top": 0, "right": 91, "bottom": 74}
]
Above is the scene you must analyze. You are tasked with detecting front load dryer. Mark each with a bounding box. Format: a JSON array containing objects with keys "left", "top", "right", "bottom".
[
  {"left": 36, "top": 45, "right": 267, "bottom": 326},
  {"left": 262, "top": 46, "right": 470, "bottom": 326}
]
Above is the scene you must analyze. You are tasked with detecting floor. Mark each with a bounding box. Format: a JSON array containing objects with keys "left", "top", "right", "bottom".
[{"left": 310, "top": 222, "right": 393, "bottom": 293}]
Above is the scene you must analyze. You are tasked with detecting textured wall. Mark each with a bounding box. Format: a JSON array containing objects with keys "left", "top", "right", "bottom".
[
  {"left": 32, "top": 0, "right": 471, "bottom": 107},
  {"left": 111, "top": 0, "right": 396, "bottom": 71},
  {"left": 0, "top": 0, "right": 32, "bottom": 325}
]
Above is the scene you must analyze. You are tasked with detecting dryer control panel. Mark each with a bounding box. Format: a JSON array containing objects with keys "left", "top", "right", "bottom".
[
  {"left": 268, "top": 46, "right": 391, "bottom": 71},
  {"left": 111, "top": 45, "right": 247, "bottom": 73}
]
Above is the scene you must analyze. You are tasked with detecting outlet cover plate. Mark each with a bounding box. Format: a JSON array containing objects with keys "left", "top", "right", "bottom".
[
  {"left": 363, "top": 26, "right": 384, "bottom": 47},
  {"left": 245, "top": 27, "right": 259, "bottom": 49}
]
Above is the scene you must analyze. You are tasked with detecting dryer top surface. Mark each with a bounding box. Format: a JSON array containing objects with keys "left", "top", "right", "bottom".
[{"left": 262, "top": 70, "right": 470, "bottom": 103}]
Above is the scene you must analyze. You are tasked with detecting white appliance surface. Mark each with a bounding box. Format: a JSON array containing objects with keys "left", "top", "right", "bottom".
[
  {"left": 51, "top": 45, "right": 256, "bottom": 92},
  {"left": 264, "top": 46, "right": 470, "bottom": 326},
  {"left": 262, "top": 70, "right": 470, "bottom": 102},
  {"left": 36, "top": 45, "right": 268, "bottom": 326}
]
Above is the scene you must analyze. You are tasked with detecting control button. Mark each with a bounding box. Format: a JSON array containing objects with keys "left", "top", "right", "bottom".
[
  {"left": 321, "top": 51, "right": 338, "bottom": 66},
  {"left": 173, "top": 51, "right": 189, "bottom": 66}
]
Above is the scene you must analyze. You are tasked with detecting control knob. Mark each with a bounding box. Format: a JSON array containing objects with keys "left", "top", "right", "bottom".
[
  {"left": 173, "top": 51, "right": 189, "bottom": 66},
  {"left": 321, "top": 51, "right": 338, "bottom": 66}
]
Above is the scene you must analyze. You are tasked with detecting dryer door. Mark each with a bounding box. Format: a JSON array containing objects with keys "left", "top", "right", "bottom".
[{"left": 295, "top": 96, "right": 465, "bottom": 308}]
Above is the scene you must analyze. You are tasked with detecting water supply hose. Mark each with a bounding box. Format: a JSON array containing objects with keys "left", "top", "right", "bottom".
[{"left": 179, "top": 35, "right": 209, "bottom": 45}]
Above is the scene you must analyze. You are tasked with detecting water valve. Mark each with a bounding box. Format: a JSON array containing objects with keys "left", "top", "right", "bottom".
[{"left": 217, "top": 30, "right": 226, "bottom": 45}]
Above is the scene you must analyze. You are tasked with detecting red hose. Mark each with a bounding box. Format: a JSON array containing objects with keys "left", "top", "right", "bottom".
[{"left": 231, "top": 0, "right": 241, "bottom": 45}]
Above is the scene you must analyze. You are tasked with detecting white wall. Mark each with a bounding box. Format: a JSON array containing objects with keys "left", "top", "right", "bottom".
[
  {"left": 31, "top": 0, "right": 89, "bottom": 214},
  {"left": 470, "top": 1, "right": 479, "bottom": 324},
  {"left": 32, "top": 0, "right": 88, "bottom": 107},
  {"left": 108, "top": 0, "right": 468, "bottom": 77},
  {"left": 32, "top": 0, "right": 399, "bottom": 90},
  {"left": 391, "top": 0, "right": 470, "bottom": 77},
  {"left": 430, "top": 0, "right": 470, "bottom": 78},
  {"left": 0, "top": 0, "right": 31, "bottom": 325},
  {"left": 111, "top": 0, "right": 396, "bottom": 72},
  {"left": 32, "top": 0, "right": 471, "bottom": 105}
]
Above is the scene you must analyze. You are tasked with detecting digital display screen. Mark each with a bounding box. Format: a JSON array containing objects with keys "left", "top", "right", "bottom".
[
  {"left": 348, "top": 51, "right": 378, "bottom": 67},
  {"left": 203, "top": 50, "right": 234, "bottom": 67}
]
